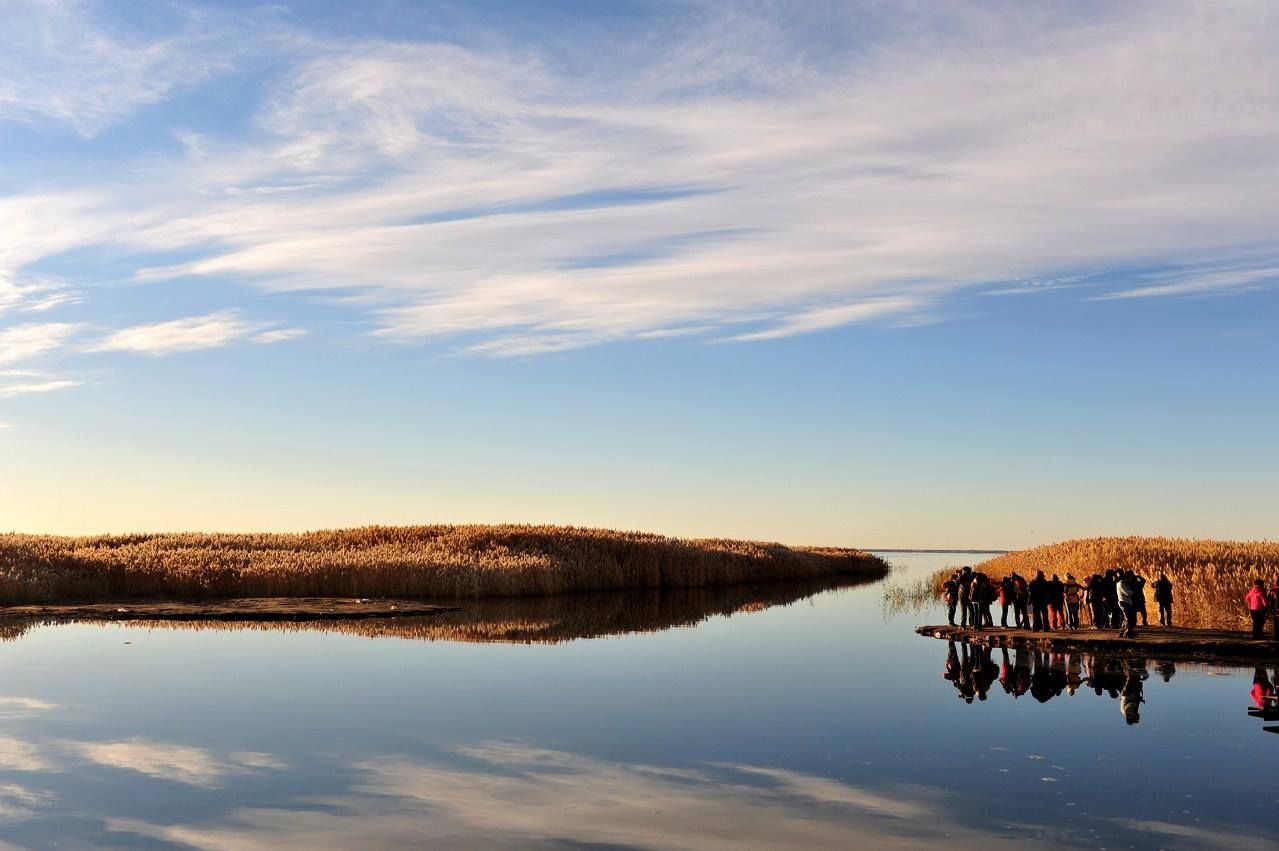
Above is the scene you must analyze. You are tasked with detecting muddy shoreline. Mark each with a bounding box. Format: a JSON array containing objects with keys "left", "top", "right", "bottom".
[
  {"left": 917, "top": 623, "right": 1279, "bottom": 664},
  {"left": 0, "top": 598, "right": 459, "bottom": 623}
]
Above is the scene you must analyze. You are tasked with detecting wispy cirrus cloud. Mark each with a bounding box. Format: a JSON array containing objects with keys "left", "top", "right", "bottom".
[
  {"left": 89, "top": 311, "right": 271, "bottom": 356},
  {"left": 0, "top": 0, "right": 1276, "bottom": 361},
  {"left": 0, "top": 380, "right": 82, "bottom": 399},
  {"left": 0, "top": 0, "right": 279, "bottom": 136},
  {"left": 730, "top": 297, "right": 925, "bottom": 342},
  {"left": 1094, "top": 261, "right": 1279, "bottom": 301},
  {"left": 0, "top": 323, "right": 82, "bottom": 366},
  {"left": 65, "top": 739, "right": 287, "bottom": 788}
]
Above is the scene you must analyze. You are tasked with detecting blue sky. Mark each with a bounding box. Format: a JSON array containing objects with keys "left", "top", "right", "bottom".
[{"left": 1, "top": 0, "right": 1276, "bottom": 547}]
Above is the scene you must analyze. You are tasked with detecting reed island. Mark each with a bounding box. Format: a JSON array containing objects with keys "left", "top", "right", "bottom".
[{"left": 0, "top": 525, "right": 888, "bottom": 616}]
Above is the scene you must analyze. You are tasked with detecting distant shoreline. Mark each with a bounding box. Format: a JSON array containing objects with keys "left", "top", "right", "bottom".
[{"left": 870, "top": 549, "right": 1009, "bottom": 555}]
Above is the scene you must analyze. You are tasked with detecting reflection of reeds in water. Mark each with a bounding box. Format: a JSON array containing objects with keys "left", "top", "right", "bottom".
[
  {"left": 0, "top": 525, "right": 885, "bottom": 605},
  {"left": 881, "top": 577, "right": 949, "bottom": 615},
  {"left": 2, "top": 576, "right": 879, "bottom": 645},
  {"left": 917, "top": 537, "right": 1279, "bottom": 629}
]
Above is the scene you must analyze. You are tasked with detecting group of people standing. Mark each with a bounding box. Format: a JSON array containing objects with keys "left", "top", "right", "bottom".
[
  {"left": 942, "top": 565, "right": 1174, "bottom": 638},
  {"left": 944, "top": 565, "right": 1279, "bottom": 640}
]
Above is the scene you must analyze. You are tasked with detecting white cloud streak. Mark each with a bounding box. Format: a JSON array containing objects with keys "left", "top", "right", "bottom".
[
  {"left": 90, "top": 311, "right": 264, "bottom": 355},
  {"left": 250, "top": 328, "right": 307, "bottom": 345},
  {"left": 0, "top": 380, "right": 81, "bottom": 398},
  {"left": 1094, "top": 263, "right": 1279, "bottom": 300},
  {"left": 0, "top": 1, "right": 1277, "bottom": 358},
  {"left": 0, "top": 323, "right": 81, "bottom": 366},
  {"left": 64, "top": 738, "right": 287, "bottom": 788},
  {"left": 105, "top": 742, "right": 1036, "bottom": 850}
]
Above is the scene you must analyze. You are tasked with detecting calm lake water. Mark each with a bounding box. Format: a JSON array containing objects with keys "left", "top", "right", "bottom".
[{"left": 0, "top": 552, "right": 1275, "bottom": 849}]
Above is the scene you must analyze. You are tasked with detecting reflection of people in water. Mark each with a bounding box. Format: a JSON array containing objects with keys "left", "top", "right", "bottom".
[
  {"left": 938, "top": 645, "right": 1173, "bottom": 727},
  {"left": 1085, "top": 654, "right": 1125, "bottom": 698},
  {"left": 1066, "top": 652, "right": 1083, "bottom": 695},
  {"left": 954, "top": 643, "right": 977, "bottom": 703},
  {"left": 1121, "top": 660, "right": 1146, "bottom": 724},
  {"left": 972, "top": 646, "right": 998, "bottom": 701},
  {"left": 1030, "top": 651, "right": 1065, "bottom": 703},
  {"left": 1251, "top": 667, "right": 1274, "bottom": 709}
]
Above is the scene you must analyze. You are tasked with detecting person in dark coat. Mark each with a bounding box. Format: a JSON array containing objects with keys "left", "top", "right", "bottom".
[
  {"left": 1047, "top": 573, "right": 1066, "bottom": 630},
  {"left": 1101, "top": 570, "right": 1121, "bottom": 629},
  {"left": 1153, "top": 574, "right": 1173, "bottom": 626},
  {"left": 1084, "top": 575, "right": 1105, "bottom": 628},
  {"left": 957, "top": 566, "right": 974, "bottom": 627},
  {"left": 970, "top": 573, "right": 995, "bottom": 632},
  {"left": 1117, "top": 571, "right": 1140, "bottom": 638},
  {"left": 942, "top": 573, "right": 960, "bottom": 626},
  {"left": 1013, "top": 573, "right": 1030, "bottom": 629},
  {"left": 1027, "top": 570, "right": 1051, "bottom": 632},
  {"left": 1132, "top": 573, "right": 1149, "bottom": 626}
]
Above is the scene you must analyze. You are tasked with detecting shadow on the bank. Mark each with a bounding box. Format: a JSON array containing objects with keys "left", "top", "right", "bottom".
[{"left": 0, "top": 575, "right": 875, "bottom": 645}]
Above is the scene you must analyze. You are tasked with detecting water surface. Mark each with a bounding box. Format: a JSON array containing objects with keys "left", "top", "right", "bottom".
[{"left": 0, "top": 552, "right": 1274, "bottom": 849}]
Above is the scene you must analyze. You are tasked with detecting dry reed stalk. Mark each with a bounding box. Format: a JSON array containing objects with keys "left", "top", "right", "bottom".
[{"left": 0, "top": 525, "right": 887, "bottom": 605}]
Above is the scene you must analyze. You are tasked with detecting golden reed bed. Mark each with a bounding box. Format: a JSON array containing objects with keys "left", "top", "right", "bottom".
[
  {"left": 0, "top": 525, "right": 886, "bottom": 605},
  {"left": 924, "top": 537, "right": 1279, "bottom": 630}
]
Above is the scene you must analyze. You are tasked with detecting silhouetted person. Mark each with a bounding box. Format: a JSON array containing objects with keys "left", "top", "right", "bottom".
[
  {"left": 1013, "top": 573, "right": 1030, "bottom": 629},
  {"left": 1028, "top": 571, "right": 1051, "bottom": 632},
  {"left": 1153, "top": 574, "right": 1173, "bottom": 626},
  {"left": 957, "top": 566, "right": 974, "bottom": 628},
  {"left": 1064, "top": 574, "right": 1082, "bottom": 630},
  {"left": 1132, "top": 573, "right": 1149, "bottom": 627},
  {"left": 1246, "top": 580, "right": 1269, "bottom": 639},
  {"left": 1085, "top": 575, "right": 1105, "bottom": 628},
  {"left": 970, "top": 573, "right": 994, "bottom": 632},
  {"left": 999, "top": 575, "right": 1016, "bottom": 628},
  {"left": 1117, "top": 571, "right": 1139, "bottom": 638},
  {"left": 1155, "top": 660, "right": 1176, "bottom": 682},
  {"left": 1101, "top": 570, "right": 1121, "bottom": 629},
  {"left": 1048, "top": 573, "right": 1065, "bottom": 630},
  {"left": 943, "top": 573, "right": 960, "bottom": 626}
]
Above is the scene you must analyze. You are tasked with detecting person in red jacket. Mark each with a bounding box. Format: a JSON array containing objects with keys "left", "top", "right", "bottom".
[{"left": 1245, "top": 580, "right": 1269, "bottom": 639}]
